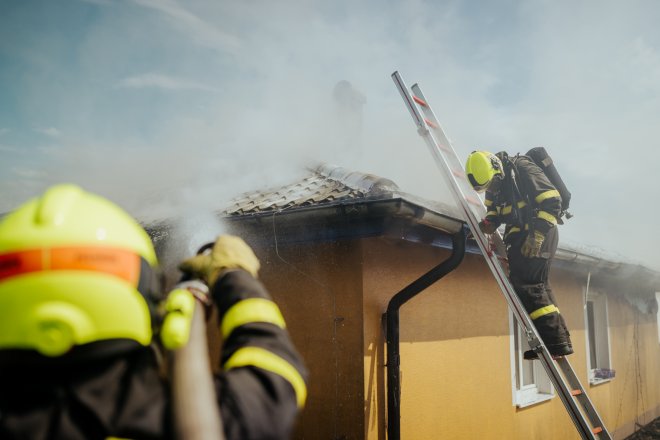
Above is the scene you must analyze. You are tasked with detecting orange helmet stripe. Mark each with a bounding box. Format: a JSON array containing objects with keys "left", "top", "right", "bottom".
[{"left": 0, "top": 247, "right": 141, "bottom": 285}]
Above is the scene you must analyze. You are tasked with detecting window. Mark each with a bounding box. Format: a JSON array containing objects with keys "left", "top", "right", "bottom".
[
  {"left": 656, "top": 292, "right": 660, "bottom": 343},
  {"left": 509, "top": 314, "right": 553, "bottom": 407},
  {"left": 584, "top": 291, "right": 614, "bottom": 384}
]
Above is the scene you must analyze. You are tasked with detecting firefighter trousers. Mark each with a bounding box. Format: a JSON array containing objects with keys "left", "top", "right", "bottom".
[{"left": 507, "top": 227, "right": 572, "bottom": 351}]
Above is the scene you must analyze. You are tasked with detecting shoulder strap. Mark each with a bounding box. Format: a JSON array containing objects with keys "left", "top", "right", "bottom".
[{"left": 506, "top": 154, "right": 534, "bottom": 226}]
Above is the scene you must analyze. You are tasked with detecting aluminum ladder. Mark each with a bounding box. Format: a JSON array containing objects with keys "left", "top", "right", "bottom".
[{"left": 392, "top": 71, "right": 611, "bottom": 440}]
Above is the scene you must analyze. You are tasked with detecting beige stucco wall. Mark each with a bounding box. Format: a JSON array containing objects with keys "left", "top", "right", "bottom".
[
  {"left": 362, "top": 237, "right": 660, "bottom": 440},
  {"left": 257, "top": 239, "right": 365, "bottom": 440},
  {"left": 592, "top": 291, "right": 660, "bottom": 438},
  {"left": 235, "top": 233, "right": 659, "bottom": 439}
]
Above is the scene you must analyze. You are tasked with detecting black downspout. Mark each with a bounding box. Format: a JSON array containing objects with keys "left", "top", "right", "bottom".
[{"left": 385, "top": 226, "right": 467, "bottom": 440}]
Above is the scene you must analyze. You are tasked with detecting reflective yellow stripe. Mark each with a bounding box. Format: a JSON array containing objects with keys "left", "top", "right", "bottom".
[
  {"left": 224, "top": 346, "right": 307, "bottom": 408},
  {"left": 537, "top": 210, "right": 558, "bottom": 225},
  {"left": 221, "top": 298, "right": 286, "bottom": 339},
  {"left": 485, "top": 199, "right": 493, "bottom": 207},
  {"left": 530, "top": 305, "right": 559, "bottom": 320},
  {"left": 535, "top": 189, "right": 561, "bottom": 203},
  {"left": 505, "top": 225, "right": 528, "bottom": 240},
  {"left": 486, "top": 210, "right": 498, "bottom": 217},
  {"left": 501, "top": 201, "right": 526, "bottom": 215}
]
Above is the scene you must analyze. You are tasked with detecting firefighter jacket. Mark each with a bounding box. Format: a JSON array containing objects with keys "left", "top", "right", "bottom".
[
  {"left": 0, "top": 270, "right": 308, "bottom": 440},
  {"left": 484, "top": 154, "right": 562, "bottom": 243}
]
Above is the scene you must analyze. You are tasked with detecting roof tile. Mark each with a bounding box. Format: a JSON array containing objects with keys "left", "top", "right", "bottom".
[{"left": 222, "top": 164, "right": 397, "bottom": 216}]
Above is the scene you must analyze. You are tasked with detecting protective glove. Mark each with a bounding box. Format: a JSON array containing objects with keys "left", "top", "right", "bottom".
[
  {"left": 478, "top": 219, "right": 498, "bottom": 235},
  {"left": 521, "top": 231, "right": 545, "bottom": 258},
  {"left": 178, "top": 235, "right": 260, "bottom": 287}
]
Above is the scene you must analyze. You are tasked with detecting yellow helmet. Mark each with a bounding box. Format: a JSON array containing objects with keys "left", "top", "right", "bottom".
[
  {"left": 465, "top": 151, "right": 503, "bottom": 192},
  {"left": 0, "top": 184, "right": 160, "bottom": 357}
]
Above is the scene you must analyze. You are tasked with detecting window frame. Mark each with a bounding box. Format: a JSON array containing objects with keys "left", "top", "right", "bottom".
[
  {"left": 656, "top": 292, "right": 660, "bottom": 344},
  {"left": 584, "top": 288, "right": 614, "bottom": 385},
  {"left": 509, "top": 312, "right": 554, "bottom": 407}
]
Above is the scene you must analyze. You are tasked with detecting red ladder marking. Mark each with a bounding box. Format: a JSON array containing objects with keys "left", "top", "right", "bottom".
[
  {"left": 413, "top": 95, "right": 427, "bottom": 107},
  {"left": 433, "top": 142, "right": 451, "bottom": 152},
  {"left": 424, "top": 118, "right": 438, "bottom": 129}
]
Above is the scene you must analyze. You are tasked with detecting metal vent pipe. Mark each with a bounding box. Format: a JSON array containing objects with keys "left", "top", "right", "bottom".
[{"left": 385, "top": 226, "right": 467, "bottom": 440}]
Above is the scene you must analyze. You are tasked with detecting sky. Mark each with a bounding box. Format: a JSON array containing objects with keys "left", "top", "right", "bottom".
[{"left": 1, "top": 0, "right": 659, "bottom": 270}]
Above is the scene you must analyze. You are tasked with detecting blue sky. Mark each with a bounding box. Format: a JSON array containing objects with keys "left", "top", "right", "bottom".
[{"left": 1, "top": 0, "right": 660, "bottom": 268}]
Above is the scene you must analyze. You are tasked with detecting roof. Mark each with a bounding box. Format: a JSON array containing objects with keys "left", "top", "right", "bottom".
[
  {"left": 223, "top": 163, "right": 455, "bottom": 218},
  {"left": 221, "top": 164, "right": 660, "bottom": 309},
  {"left": 222, "top": 164, "right": 394, "bottom": 215}
]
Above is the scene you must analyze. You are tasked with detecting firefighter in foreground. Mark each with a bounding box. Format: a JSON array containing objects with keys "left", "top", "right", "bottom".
[
  {"left": 0, "top": 184, "right": 307, "bottom": 439},
  {"left": 465, "top": 150, "right": 573, "bottom": 359}
]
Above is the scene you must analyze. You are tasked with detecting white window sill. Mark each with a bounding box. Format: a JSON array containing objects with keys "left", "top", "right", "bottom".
[
  {"left": 515, "top": 392, "right": 554, "bottom": 408},
  {"left": 589, "top": 368, "right": 615, "bottom": 385}
]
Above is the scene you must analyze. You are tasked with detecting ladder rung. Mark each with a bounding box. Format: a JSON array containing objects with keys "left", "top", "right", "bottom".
[
  {"left": 451, "top": 169, "right": 465, "bottom": 178},
  {"left": 592, "top": 427, "right": 603, "bottom": 434},
  {"left": 413, "top": 95, "right": 427, "bottom": 106},
  {"left": 570, "top": 390, "right": 582, "bottom": 396},
  {"left": 424, "top": 118, "right": 438, "bottom": 128},
  {"left": 466, "top": 196, "right": 481, "bottom": 207}
]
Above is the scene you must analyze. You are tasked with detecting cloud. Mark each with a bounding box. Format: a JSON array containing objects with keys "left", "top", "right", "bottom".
[
  {"left": 116, "top": 73, "right": 221, "bottom": 92},
  {"left": 0, "top": 144, "right": 17, "bottom": 153},
  {"left": 34, "top": 127, "right": 62, "bottom": 137},
  {"left": 129, "top": 0, "right": 241, "bottom": 53},
  {"left": 77, "top": 0, "right": 114, "bottom": 5},
  {"left": 630, "top": 36, "right": 660, "bottom": 94},
  {"left": 2, "top": 0, "right": 660, "bottom": 270},
  {"left": 12, "top": 167, "right": 44, "bottom": 179}
]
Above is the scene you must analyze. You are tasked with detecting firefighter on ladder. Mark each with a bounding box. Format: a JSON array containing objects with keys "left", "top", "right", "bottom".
[
  {"left": 465, "top": 151, "right": 573, "bottom": 360},
  {"left": 0, "top": 184, "right": 307, "bottom": 439}
]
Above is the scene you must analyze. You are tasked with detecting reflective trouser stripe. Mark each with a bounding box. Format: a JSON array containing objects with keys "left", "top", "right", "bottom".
[
  {"left": 224, "top": 346, "right": 307, "bottom": 408},
  {"left": 530, "top": 304, "right": 559, "bottom": 320},
  {"left": 221, "top": 298, "right": 286, "bottom": 339}
]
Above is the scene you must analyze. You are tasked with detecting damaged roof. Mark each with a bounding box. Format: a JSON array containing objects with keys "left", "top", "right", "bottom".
[
  {"left": 221, "top": 163, "right": 464, "bottom": 234},
  {"left": 224, "top": 164, "right": 409, "bottom": 216},
  {"left": 219, "top": 164, "right": 660, "bottom": 307}
]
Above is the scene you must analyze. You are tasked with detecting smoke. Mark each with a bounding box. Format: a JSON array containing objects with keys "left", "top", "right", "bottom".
[{"left": 1, "top": 0, "right": 659, "bottom": 270}]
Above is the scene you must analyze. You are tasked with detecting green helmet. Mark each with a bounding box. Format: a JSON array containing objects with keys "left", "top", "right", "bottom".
[
  {"left": 0, "top": 184, "right": 159, "bottom": 357},
  {"left": 465, "top": 151, "right": 503, "bottom": 192}
]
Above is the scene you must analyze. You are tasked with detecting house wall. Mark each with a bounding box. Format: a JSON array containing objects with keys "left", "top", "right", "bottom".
[
  {"left": 362, "top": 237, "right": 660, "bottom": 440},
  {"left": 589, "top": 288, "right": 660, "bottom": 438},
  {"left": 256, "top": 238, "right": 365, "bottom": 440},
  {"left": 223, "top": 231, "right": 660, "bottom": 439}
]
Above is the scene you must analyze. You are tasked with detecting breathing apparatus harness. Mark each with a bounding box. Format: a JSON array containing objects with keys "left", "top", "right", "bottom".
[{"left": 495, "top": 152, "right": 534, "bottom": 235}]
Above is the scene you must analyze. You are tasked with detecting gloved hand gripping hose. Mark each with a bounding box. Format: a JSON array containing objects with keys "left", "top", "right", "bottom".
[{"left": 161, "top": 244, "right": 225, "bottom": 440}]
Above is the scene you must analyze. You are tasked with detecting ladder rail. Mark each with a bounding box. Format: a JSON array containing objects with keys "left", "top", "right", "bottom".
[
  {"left": 405, "top": 81, "right": 537, "bottom": 337},
  {"left": 391, "top": 71, "right": 611, "bottom": 440}
]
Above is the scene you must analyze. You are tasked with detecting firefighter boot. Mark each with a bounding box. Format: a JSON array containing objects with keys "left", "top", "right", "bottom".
[{"left": 516, "top": 284, "right": 573, "bottom": 360}]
